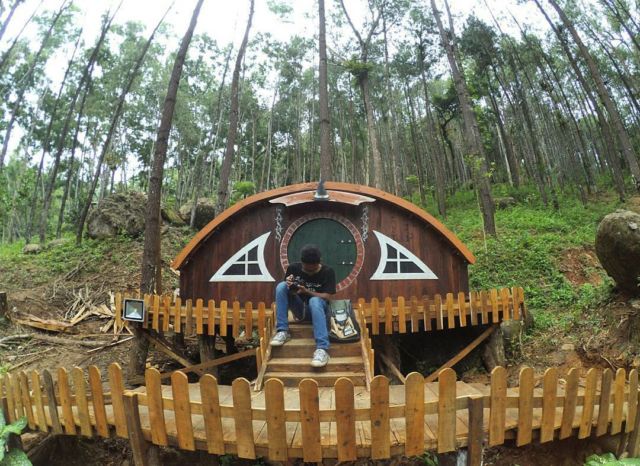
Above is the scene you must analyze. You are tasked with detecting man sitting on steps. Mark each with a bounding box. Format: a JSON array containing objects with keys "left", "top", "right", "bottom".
[{"left": 270, "top": 244, "right": 336, "bottom": 368}]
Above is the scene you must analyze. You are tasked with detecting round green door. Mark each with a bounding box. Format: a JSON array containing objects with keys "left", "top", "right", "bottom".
[{"left": 287, "top": 218, "right": 357, "bottom": 283}]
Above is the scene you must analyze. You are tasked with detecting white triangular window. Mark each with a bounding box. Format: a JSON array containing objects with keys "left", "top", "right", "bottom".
[
  {"left": 370, "top": 230, "right": 437, "bottom": 280},
  {"left": 210, "top": 232, "right": 275, "bottom": 282}
]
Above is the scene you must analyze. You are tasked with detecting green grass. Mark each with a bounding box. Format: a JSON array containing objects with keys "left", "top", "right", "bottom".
[
  {"left": 424, "top": 185, "right": 623, "bottom": 335},
  {"left": 0, "top": 234, "right": 141, "bottom": 289}
]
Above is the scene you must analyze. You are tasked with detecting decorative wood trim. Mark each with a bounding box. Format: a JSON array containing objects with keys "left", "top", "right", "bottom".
[{"left": 172, "top": 182, "right": 475, "bottom": 269}]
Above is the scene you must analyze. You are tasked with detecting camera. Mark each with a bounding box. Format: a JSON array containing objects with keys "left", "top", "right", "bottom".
[{"left": 289, "top": 282, "right": 300, "bottom": 291}]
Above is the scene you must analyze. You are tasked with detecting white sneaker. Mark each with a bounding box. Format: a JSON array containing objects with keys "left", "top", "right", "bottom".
[
  {"left": 310, "top": 348, "right": 330, "bottom": 368},
  {"left": 270, "top": 330, "right": 291, "bottom": 347}
]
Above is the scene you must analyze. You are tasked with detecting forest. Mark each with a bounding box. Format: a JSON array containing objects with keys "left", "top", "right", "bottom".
[
  {"left": 1, "top": 1, "right": 640, "bottom": 464},
  {"left": 0, "top": 0, "right": 638, "bottom": 244}
]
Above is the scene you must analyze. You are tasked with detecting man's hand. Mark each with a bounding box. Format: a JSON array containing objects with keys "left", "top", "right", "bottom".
[{"left": 285, "top": 274, "right": 295, "bottom": 287}]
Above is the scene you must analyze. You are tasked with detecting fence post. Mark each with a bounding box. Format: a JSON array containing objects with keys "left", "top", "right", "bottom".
[
  {"left": 467, "top": 396, "right": 484, "bottom": 466},
  {"left": 628, "top": 390, "right": 640, "bottom": 457},
  {"left": 124, "top": 393, "right": 160, "bottom": 466}
]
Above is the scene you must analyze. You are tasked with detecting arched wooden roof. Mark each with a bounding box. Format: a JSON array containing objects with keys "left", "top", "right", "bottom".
[{"left": 171, "top": 182, "right": 475, "bottom": 269}]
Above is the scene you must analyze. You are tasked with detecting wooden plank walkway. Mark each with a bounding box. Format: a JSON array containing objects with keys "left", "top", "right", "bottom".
[
  {"left": 120, "top": 381, "right": 631, "bottom": 458},
  {"left": 5, "top": 366, "right": 639, "bottom": 463}
]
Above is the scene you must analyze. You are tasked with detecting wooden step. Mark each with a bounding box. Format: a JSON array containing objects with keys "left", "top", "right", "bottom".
[
  {"left": 286, "top": 323, "right": 314, "bottom": 338},
  {"left": 264, "top": 371, "right": 366, "bottom": 387},
  {"left": 270, "top": 338, "right": 361, "bottom": 358},
  {"left": 267, "top": 356, "right": 364, "bottom": 373}
]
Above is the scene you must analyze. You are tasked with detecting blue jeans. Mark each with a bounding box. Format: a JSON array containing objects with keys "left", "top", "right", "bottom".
[{"left": 275, "top": 281, "right": 330, "bottom": 350}]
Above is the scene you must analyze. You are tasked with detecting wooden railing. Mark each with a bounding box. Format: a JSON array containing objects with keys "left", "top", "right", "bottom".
[
  {"left": 114, "top": 287, "right": 524, "bottom": 337},
  {"left": 114, "top": 292, "right": 274, "bottom": 340},
  {"left": 2, "top": 363, "right": 639, "bottom": 464},
  {"left": 358, "top": 287, "right": 525, "bottom": 334}
]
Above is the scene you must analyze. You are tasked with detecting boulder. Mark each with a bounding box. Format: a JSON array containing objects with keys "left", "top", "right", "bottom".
[
  {"left": 161, "top": 206, "right": 185, "bottom": 226},
  {"left": 500, "top": 319, "right": 522, "bottom": 345},
  {"left": 595, "top": 210, "right": 640, "bottom": 294},
  {"left": 47, "top": 239, "right": 67, "bottom": 249},
  {"left": 86, "top": 191, "right": 147, "bottom": 239},
  {"left": 482, "top": 328, "right": 506, "bottom": 371},
  {"left": 22, "top": 244, "right": 42, "bottom": 254},
  {"left": 179, "top": 198, "right": 217, "bottom": 230},
  {"left": 494, "top": 196, "right": 516, "bottom": 209}
]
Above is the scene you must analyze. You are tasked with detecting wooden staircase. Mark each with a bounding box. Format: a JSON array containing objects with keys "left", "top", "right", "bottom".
[{"left": 261, "top": 323, "right": 368, "bottom": 387}]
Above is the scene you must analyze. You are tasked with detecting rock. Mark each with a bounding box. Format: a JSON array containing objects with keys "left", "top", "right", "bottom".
[
  {"left": 595, "top": 210, "right": 640, "bottom": 294},
  {"left": 500, "top": 320, "right": 522, "bottom": 344},
  {"left": 161, "top": 206, "right": 185, "bottom": 226},
  {"left": 47, "top": 238, "right": 67, "bottom": 249},
  {"left": 179, "top": 197, "right": 217, "bottom": 230},
  {"left": 22, "top": 244, "right": 41, "bottom": 254},
  {"left": 483, "top": 328, "right": 506, "bottom": 371},
  {"left": 86, "top": 191, "right": 147, "bottom": 239},
  {"left": 495, "top": 196, "right": 517, "bottom": 209},
  {"left": 561, "top": 343, "right": 575, "bottom": 352}
]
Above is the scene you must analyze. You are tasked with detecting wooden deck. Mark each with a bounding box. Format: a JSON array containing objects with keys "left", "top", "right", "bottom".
[
  {"left": 3, "top": 364, "right": 640, "bottom": 464},
  {"left": 123, "top": 377, "right": 634, "bottom": 459},
  {"left": 128, "top": 380, "right": 491, "bottom": 457}
]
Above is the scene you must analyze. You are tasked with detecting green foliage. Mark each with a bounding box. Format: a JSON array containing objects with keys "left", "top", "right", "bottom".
[
  {"left": 342, "top": 58, "right": 374, "bottom": 80},
  {"left": 0, "top": 234, "right": 136, "bottom": 288},
  {"left": 584, "top": 453, "right": 640, "bottom": 465},
  {"left": 230, "top": 181, "right": 257, "bottom": 204},
  {"left": 0, "top": 409, "right": 31, "bottom": 466},
  {"left": 415, "top": 451, "right": 439, "bottom": 465},
  {"left": 439, "top": 185, "right": 619, "bottom": 335}
]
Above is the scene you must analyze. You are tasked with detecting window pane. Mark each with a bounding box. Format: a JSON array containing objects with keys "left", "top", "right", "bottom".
[
  {"left": 386, "top": 244, "right": 397, "bottom": 259},
  {"left": 400, "top": 261, "right": 422, "bottom": 273},
  {"left": 247, "top": 246, "right": 258, "bottom": 261},
  {"left": 399, "top": 252, "right": 408, "bottom": 260},
  {"left": 224, "top": 263, "right": 245, "bottom": 275},
  {"left": 383, "top": 262, "right": 398, "bottom": 273},
  {"left": 247, "top": 264, "right": 260, "bottom": 275}
]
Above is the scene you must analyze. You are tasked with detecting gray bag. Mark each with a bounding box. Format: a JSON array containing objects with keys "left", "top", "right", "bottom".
[{"left": 327, "top": 300, "right": 360, "bottom": 343}]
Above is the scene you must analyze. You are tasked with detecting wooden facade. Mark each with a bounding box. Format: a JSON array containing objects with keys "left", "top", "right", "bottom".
[{"left": 173, "top": 182, "right": 475, "bottom": 304}]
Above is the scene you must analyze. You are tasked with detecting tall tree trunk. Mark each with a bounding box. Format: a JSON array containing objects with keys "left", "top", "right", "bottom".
[
  {"left": 338, "top": 0, "right": 385, "bottom": 189},
  {"left": 534, "top": 0, "right": 626, "bottom": 198},
  {"left": 488, "top": 90, "right": 520, "bottom": 187},
  {"left": 358, "top": 73, "right": 384, "bottom": 190},
  {"left": 25, "top": 28, "right": 82, "bottom": 241},
  {"left": 0, "top": 0, "right": 70, "bottom": 170},
  {"left": 131, "top": 0, "right": 204, "bottom": 380},
  {"left": 0, "top": 0, "right": 42, "bottom": 74},
  {"left": 207, "top": 43, "right": 233, "bottom": 195},
  {"left": 318, "top": 0, "right": 332, "bottom": 182},
  {"left": 216, "top": 0, "right": 254, "bottom": 214},
  {"left": 0, "top": 0, "right": 24, "bottom": 42},
  {"left": 544, "top": 0, "right": 640, "bottom": 190},
  {"left": 56, "top": 87, "right": 90, "bottom": 239},
  {"left": 431, "top": 0, "right": 496, "bottom": 235},
  {"left": 76, "top": 5, "right": 168, "bottom": 244}
]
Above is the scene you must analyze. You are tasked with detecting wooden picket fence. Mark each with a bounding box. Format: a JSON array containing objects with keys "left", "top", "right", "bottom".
[
  {"left": 114, "top": 287, "right": 524, "bottom": 337},
  {"left": 357, "top": 287, "right": 525, "bottom": 334},
  {"left": 3, "top": 363, "right": 640, "bottom": 464}
]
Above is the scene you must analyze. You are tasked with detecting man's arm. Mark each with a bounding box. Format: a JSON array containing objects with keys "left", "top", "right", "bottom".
[
  {"left": 297, "top": 288, "right": 333, "bottom": 300},
  {"left": 296, "top": 267, "right": 335, "bottom": 300}
]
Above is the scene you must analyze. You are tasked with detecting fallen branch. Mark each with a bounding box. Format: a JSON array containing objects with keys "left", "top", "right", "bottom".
[
  {"left": 0, "top": 334, "right": 33, "bottom": 345},
  {"left": 3, "top": 332, "right": 109, "bottom": 347},
  {"left": 9, "top": 313, "right": 75, "bottom": 333},
  {"left": 86, "top": 336, "right": 134, "bottom": 354}
]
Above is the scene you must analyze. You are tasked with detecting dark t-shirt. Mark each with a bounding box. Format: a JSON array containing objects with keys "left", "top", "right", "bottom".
[{"left": 285, "top": 263, "right": 336, "bottom": 298}]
